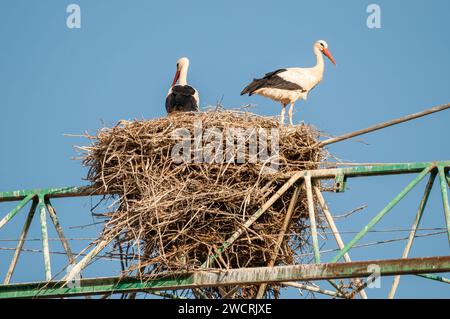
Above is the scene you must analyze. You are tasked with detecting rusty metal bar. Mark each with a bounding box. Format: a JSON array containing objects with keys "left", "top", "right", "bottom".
[
  {"left": 319, "top": 103, "right": 450, "bottom": 147},
  {"left": 1, "top": 256, "right": 449, "bottom": 299},
  {"left": 3, "top": 199, "right": 38, "bottom": 284},
  {"left": 388, "top": 172, "right": 436, "bottom": 299}
]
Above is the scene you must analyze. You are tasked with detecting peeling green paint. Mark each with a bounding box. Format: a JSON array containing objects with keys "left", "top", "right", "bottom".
[{"left": 38, "top": 196, "right": 52, "bottom": 281}]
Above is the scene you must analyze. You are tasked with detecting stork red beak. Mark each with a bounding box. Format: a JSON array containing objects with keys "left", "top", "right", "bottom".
[
  {"left": 322, "top": 48, "right": 336, "bottom": 65},
  {"left": 171, "top": 70, "right": 181, "bottom": 87}
]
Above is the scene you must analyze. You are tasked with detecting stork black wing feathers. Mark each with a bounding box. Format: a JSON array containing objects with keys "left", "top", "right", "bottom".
[
  {"left": 240, "top": 68, "right": 305, "bottom": 96},
  {"left": 263, "top": 69, "right": 288, "bottom": 79},
  {"left": 166, "top": 85, "right": 199, "bottom": 114},
  {"left": 172, "top": 85, "right": 196, "bottom": 95}
]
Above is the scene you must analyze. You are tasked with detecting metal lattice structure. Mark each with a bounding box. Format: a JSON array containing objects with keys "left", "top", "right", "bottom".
[
  {"left": 0, "top": 104, "right": 449, "bottom": 299},
  {"left": 0, "top": 161, "right": 449, "bottom": 299}
]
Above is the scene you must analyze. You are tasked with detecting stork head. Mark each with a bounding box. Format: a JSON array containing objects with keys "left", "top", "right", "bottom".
[
  {"left": 315, "top": 40, "right": 336, "bottom": 65},
  {"left": 172, "top": 57, "right": 190, "bottom": 86}
]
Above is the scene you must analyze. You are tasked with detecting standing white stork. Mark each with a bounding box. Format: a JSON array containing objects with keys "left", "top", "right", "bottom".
[
  {"left": 241, "top": 40, "right": 336, "bottom": 126},
  {"left": 166, "top": 57, "right": 200, "bottom": 114}
]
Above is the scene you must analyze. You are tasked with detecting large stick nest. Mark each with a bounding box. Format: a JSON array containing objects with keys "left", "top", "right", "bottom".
[{"left": 80, "top": 110, "right": 328, "bottom": 298}]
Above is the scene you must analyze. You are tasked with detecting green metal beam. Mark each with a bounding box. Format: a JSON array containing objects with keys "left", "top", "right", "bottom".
[
  {"left": 0, "top": 186, "right": 93, "bottom": 203},
  {"left": 38, "top": 196, "right": 52, "bottom": 281},
  {"left": 331, "top": 165, "right": 434, "bottom": 263},
  {"left": 388, "top": 172, "right": 436, "bottom": 299},
  {"left": 0, "top": 256, "right": 448, "bottom": 299},
  {"left": 4, "top": 199, "right": 38, "bottom": 284},
  {"left": 438, "top": 166, "right": 450, "bottom": 244},
  {"left": 45, "top": 199, "right": 75, "bottom": 264},
  {"left": 416, "top": 273, "right": 450, "bottom": 284},
  {"left": 283, "top": 161, "right": 450, "bottom": 180},
  {"left": 305, "top": 176, "right": 320, "bottom": 263},
  {"left": 0, "top": 195, "right": 34, "bottom": 229},
  {"left": 1, "top": 162, "right": 449, "bottom": 203},
  {"left": 1, "top": 161, "right": 449, "bottom": 298}
]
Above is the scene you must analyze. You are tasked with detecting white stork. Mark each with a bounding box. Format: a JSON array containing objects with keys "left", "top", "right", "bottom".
[
  {"left": 241, "top": 40, "right": 336, "bottom": 126},
  {"left": 166, "top": 57, "right": 200, "bottom": 114}
]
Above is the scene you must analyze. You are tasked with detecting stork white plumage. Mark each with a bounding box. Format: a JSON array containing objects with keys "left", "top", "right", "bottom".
[
  {"left": 166, "top": 57, "right": 200, "bottom": 114},
  {"left": 241, "top": 40, "right": 336, "bottom": 126}
]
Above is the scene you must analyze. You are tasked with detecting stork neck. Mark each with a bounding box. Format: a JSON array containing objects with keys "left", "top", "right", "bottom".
[
  {"left": 314, "top": 47, "right": 325, "bottom": 71},
  {"left": 178, "top": 65, "right": 188, "bottom": 86}
]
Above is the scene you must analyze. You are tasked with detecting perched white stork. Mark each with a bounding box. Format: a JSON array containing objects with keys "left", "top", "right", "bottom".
[
  {"left": 166, "top": 57, "right": 200, "bottom": 114},
  {"left": 241, "top": 40, "right": 336, "bottom": 126}
]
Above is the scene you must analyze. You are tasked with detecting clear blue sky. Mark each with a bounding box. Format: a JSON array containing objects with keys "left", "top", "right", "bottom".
[{"left": 0, "top": 0, "right": 449, "bottom": 298}]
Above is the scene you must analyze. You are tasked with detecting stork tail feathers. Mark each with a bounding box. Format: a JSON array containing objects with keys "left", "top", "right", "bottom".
[
  {"left": 241, "top": 69, "right": 287, "bottom": 96},
  {"left": 240, "top": 79, "right": 264, "bottom": 96}
]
